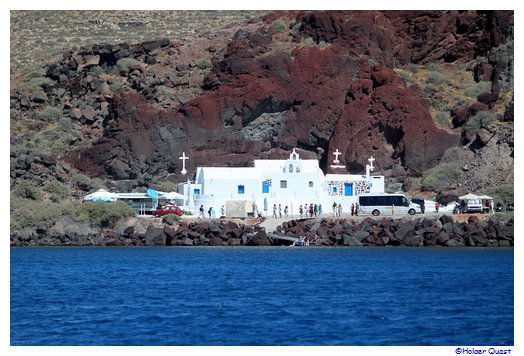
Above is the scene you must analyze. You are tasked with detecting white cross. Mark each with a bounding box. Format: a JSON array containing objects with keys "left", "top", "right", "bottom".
[
  {"left": 333, "top": 149, "right": 341, "bottom": 164},
  {"left": 368, "top": 156, "right": 375, "bottom": 171},
  {"left": 179, "top": 152, "right": 188, "bottom": 175}
]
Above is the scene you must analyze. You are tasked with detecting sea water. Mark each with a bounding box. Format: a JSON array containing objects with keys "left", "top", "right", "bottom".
[{"left": 10, "top": 247, "right": 514, "bottom": 346}]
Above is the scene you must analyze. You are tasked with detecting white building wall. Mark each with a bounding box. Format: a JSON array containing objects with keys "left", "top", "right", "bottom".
[{"left": 182, "top": 149, "right": 386, "bottom": 218}]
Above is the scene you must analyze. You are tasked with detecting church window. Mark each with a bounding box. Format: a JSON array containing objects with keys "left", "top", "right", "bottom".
[
  {"left": 280, "top": 180, "right": 287, "bottom": 189},
  {"left": 309, "top": 181, "right": 313, "bottom": 187},
  {"left": 238, "top": 185, "right": 245, "bottom": 194},
  {"left": 296, "top": 166, "right": 300, "bottom": 173},
  {"left": 289, "top": 164, "right": 293, "bottom": 173},
  {"left": 332, "top": 186, "right": 337, "bottom": 193}
]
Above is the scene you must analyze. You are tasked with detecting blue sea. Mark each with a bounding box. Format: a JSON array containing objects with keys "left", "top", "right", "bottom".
[{"left": 10, "top": 247, "right": 514, "bottom": 346}]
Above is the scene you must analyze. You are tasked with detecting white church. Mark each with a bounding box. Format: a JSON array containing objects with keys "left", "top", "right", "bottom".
[{"left": 177, "top": 148, "right": 385, "bottom": 218}]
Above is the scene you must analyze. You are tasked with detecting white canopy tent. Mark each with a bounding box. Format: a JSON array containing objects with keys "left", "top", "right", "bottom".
[
  {"left": 459, "top": 193, "right": 480, "bottom": 200},
  {"left": 83, "top": 189, "right": 118, "bottom": 202}
]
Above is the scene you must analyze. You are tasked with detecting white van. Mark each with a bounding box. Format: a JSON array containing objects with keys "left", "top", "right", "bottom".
[{"left": 358, "top": 194, "right": 421, "bottom": 216}]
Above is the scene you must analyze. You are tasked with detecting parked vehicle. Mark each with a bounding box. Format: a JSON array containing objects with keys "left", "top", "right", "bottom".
[
  {"left": 464, "top": 199, "right": 483, "bottom": 213},
  {"left": 152, "top": 205, "right": 183, "bottom": 217},
  {"left": 411, "top": 198, "right": 425, "bottom": 213},
  {"left": 358, "top": 194, "right": 421, "bottom": 216}
]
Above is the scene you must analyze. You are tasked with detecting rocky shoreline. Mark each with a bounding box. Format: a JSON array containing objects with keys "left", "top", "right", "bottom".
[{"left": 10, "top": 214, "right": 513, "bottom": 248}]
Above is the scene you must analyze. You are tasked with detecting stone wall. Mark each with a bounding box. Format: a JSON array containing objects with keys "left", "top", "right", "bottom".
[
  {"left": 10, "top": 215, "right": 513, "bottom": 248},
  {"left": 272, "top": 215, "right": 514, "bottom": 247}
]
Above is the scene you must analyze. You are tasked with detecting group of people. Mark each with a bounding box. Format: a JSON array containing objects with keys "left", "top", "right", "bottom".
[
  {"left": 298, "top": 203, "right": 322, "bottom": 218},
  {"left": 199, "top": 204, "right": 216, "bottom": 218},
  {"left": 198, "top": 204, "right": 227, "bottom": 219},
  {"left": 272, "top": 204, "right": 289, "bottom": 218},
  {"left": 331, "top": 202, "right": 360, "bottom": 217}
]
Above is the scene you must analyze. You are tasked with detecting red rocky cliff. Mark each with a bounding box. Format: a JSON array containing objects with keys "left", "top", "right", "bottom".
[{"left": 62, "top": 10, "right": 512, "bottom": 189}]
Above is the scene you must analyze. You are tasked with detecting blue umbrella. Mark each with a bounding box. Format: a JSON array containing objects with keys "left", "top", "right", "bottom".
[{"left": 146, "top": 189, "right": 159, "bottom": 198}]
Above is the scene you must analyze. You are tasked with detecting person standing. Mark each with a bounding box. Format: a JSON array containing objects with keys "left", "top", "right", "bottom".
[
  {"left": 284, "top": 205, "right": 289, "bottom": 218},
  {"left": 332, "top": 202, "right": 337, "bottom": 217},
  {"left": 278, "top": 204, "right": 282, "bottom": 218},
  {"left": 435, "top": 202, "right": 440, "bottom": 213},
  {"left": 309, "top": 204, "right": 314, "bottom": 217},
  {"left": 199, "top": 205, "right": 205, "bottom": 218},
  {"left": 355, "top": 203, "right": 359, "bottom": 216},
  {"left": 351, "top": 203, "right": 355, "bottom": 216},
  {"left": 208, "top": 206, "right": 212, "bottom": 219},
  {"left": 221, "top": 205, "right": 225, "bottom": 217},
  {"left": 273, "top": 204, "right": 277, "bottom": 218},
  {"left": 318, "top": 204, "right": 323, "bottom": 216},
  {"left": 299, "top": 205, "right": 303, "bottom": 217},
  {"left": 314, "top": 204, "right": 318, "bottom": 217}
]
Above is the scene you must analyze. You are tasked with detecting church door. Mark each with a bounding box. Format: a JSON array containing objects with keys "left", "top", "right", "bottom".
[{"left": 344, "top": 183, "right": 353, "bottom": 196}]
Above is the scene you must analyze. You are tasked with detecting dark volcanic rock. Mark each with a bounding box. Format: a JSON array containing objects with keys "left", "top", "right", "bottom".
[
  {"left": 66, "top": 11, "right": 517, "bottom": 181},
  {"left": 246, "top": 231, "right": 271, "bottom": 246},
  {"left": 143, "top": 226, "right": 166, "bottom": 246}
]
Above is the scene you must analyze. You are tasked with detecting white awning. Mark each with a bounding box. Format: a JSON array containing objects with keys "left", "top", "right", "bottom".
[
  {"left": 459, "top": 193, "right": 480, "bottom": 200},
  {"left": 159, "top": 191, "right": 185, "bottom": 200}
]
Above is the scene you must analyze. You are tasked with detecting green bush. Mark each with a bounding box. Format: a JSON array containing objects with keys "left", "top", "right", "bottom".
[
  {"left": 153, "top": 181, "right": 179, "bottom": 192},
  {"left": 73, "top": 173, "right": 105, "bottom": 192},
  {"left": 406, "top": 63, "right": 419, "bottom": 73},
  {"left": 272, "top": 20, "right": 287, "bottom": 34},
  {"left": 10, "top": 196, "right": 69, "bottom": 231},
  {"left": 44, "top": 179, "right": 71, "bottom": 202},
  {"left": 22, "top": 76, "right": 53, "bottom": 91},
  {"left": 196, "top": 59, "right": 212, "bottom": 70},
  {"left": 318, "top": 40, "right": 330, "bottom": 49},
  {"left": 465, "top": 81, "right": 492, "bottom": 98},
  {"left": 301, "top": 37, "right": 315, "bottom": 46},
  {"left": 463, "top": 111, "right": 497, "bottom": 136},
  {"left": 162, "top": 214, "right": 180, "bottom": 225},
  {"left": 11, "top": 198, "right": 136, "bottom": 231},
  {"left": 423, "top": 83, "right": 437, "bottom": 95},
  {"left": 155, "top": 86, "right": 177, "bottom": 99},
  {"left": 13, "top": 180, "right": 44, "bottom": 200},
  {"left": 435, "top": 110, "right": 451, "bottom": 127},
  {"left": 425, "top": 71, "right": 446, "bottom": 85},
  {"left": 290, "top": 22, "right": 302, "bottom": 35},
  {"left": 73, "top": 201, "right": 136, "bottom": 228},
  {"left": 421, "top": 161, "right": 464, "bottom": 192},
  {"left": 440, "top": 146, "right": 464, "bottom": 163},
  {"left": 404, "top": 177, "right": 422, "bottom": 192},
  {"left": 427, "top": 63, "right": 440, "bottom": 71},
  {"left": 116, "top": 58, "right": 141, "bottom": 75},
  {"left": 37, "top": 106, "right": 62, "bottom": 122},
  {"left": 485, "top": 184, "right": 514, "bottom": 205}
]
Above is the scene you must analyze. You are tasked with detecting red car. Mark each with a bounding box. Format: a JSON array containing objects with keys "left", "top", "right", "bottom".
[{"left": 152, "top": 205, "right": 183, "bottom": 217}]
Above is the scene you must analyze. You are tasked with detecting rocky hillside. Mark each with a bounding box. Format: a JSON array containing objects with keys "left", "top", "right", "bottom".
[{"left": 10, "top": 10, "right": 513, "bottom": 206}]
